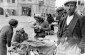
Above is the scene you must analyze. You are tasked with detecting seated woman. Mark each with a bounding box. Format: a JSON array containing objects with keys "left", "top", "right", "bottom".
[{"left": 31, "top": 14, "right": 50, "bottom": 39}]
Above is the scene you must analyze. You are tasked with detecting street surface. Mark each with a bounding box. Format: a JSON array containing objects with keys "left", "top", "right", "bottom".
[
  {"left": 1, "top": 16, "right": 84, "bottom": 55},
  {"left": 0, "top": 16, "right": 58, "bottom": 42},
  {"left": 0, "top": 16, "right": 58, "bottom": 55}
]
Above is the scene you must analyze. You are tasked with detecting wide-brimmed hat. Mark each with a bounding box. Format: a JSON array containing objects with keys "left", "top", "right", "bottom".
[{"left": 64, "top": 0, "right": 77, "bottom": 6}]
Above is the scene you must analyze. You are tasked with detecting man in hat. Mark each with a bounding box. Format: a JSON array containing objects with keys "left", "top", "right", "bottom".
[
  {"left": 56, "top": 7, "right": 67, "bottom": 24},
  {"left": 57, "top": 0, "right": 85, "bottom": 55}
]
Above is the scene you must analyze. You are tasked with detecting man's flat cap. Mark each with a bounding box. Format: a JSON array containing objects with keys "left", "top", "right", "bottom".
[
  {"left": 56, "top": 7, "right": 64, "bottom": 12},
  {"left": 64, "top": 0, "right": 77, "bottom": 6}
]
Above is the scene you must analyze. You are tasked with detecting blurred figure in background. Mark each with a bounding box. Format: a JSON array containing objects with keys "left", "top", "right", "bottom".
[
  {"left": 12, "top": 26, "right": 28, "bottom": 47},
  {"left": 12, "top": 26, "right": 28, "bottom": 55},
  {"left": 32, "top": 14, "right": 50, "bottom": 39},
  {"left": 47, "top": 14, "right": 54, "bottom": 35},
  {"left": 0, "top": 19, "right": 18, "bottom": 55},
  {"left": 56, "top": 7, "right": 67, "bottom": 24}
]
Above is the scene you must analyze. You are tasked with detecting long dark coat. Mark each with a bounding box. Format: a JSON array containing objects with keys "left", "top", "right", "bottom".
[
  {"left": 0, "top": 25, "right": 13, "bottom": 55},
  {"left": 57, "top": 12, "right": 85, "bottom": 46}
]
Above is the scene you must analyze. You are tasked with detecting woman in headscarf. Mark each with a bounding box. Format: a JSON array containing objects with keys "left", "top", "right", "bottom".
[
  {"left": 12, "top": 25, "right": 28, "bottom": 55},
  {"left": 0, "top": 19, "right": 18, "bottom": 55},
  {"left": 12, "top": 26, "right": 28, "bottom": 46},
  {"left": 32, "top": 14, "right": 50, "bottom": 39}
]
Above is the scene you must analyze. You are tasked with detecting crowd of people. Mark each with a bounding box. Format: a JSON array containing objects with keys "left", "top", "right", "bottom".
[
  {"left": 0, "top": 10, "right": 57, "bottom": 55},
  {"left": 1, "top": 0, "right": 85, "bottom": 55}
]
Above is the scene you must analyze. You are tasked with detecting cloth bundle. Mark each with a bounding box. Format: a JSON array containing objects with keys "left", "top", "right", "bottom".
[{"left": 56, "top": 42, "right": 81, "bottom": 55}]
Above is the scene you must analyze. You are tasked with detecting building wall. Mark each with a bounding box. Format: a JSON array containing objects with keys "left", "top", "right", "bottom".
[
  {"left": 36, "top": 0, "right": 56, "bottom": 16},
  {"left": 76, "top": 0, "right": 85, "bottom": 15},
  {"left": 0, "top": 0, "right": 18, "bottom": 15},
  {"left": 0, "top": 0, "right": 56, "bottom": 16}
]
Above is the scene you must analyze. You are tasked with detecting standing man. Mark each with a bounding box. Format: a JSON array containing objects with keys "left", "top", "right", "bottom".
[
  {"left": 57, "top": 0, "right": 85, "bottom": 55},
  {"left": 56, "top": 7, "right": 66, "bottom": 24}
]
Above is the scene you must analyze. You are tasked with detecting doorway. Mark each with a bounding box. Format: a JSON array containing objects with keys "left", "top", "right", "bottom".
[
  {"left": 22, "top": 7, "right": 31, "bottom": 16},
  {"left": 0, "top": 7, "right": 4, "bottom": 15}
]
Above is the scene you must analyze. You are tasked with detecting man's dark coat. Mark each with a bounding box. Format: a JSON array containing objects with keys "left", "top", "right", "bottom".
[{"left": 57, "top": 12, "right": 85, "bottom": 46}]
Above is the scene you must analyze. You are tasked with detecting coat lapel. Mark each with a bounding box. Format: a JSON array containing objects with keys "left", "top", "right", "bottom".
[
  {"left": 60, "top": 16, "right": 67, "bottom": 34},
  {"left": 67, "top": 13, "right": 79, "bottom": 33}
]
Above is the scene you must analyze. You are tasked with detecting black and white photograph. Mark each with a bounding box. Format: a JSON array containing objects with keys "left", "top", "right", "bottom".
[{"left": 0, "top": 0, "right": 85, "bottom": 55}]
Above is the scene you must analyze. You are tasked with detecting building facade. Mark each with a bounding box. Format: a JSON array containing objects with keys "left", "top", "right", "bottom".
[
  {"left": 0, "top": 0, "right": 56, "bottom": 16},
  {"left": 76, "top": 0, "right": 85, "bottom": 15}
]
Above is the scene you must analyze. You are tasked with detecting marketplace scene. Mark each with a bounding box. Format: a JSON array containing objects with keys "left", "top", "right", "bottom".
[{"left": 0, "top": 0, "right": 85, "bottom": 55}]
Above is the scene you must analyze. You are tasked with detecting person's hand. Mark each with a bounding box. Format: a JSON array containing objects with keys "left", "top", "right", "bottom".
[
  {"left": 78, "top": 43, "right": 85, "bottom": 54},
  {"left": 33, "top": 26, "right": 37, "bottom": 28},
  {"left": 38, "top": 26, "right": 41, "bottom": 29},
  {"left": 7, "top": 47, "right": 13, "bottom": 52},
  {"left": 81, "top": 49, "right": 85, "bottom": 54},
  {"left": 57, "top": 40, "right": 61, "bottom": 45},
  {"left": 38, "top": 38, "right": 43, "bottom": 40},
  {"left": 60, "top": 37, "right": 66, "bottom": 44},
  {"left": 32, "top": 25, "right": 38, "bottom": 28}
]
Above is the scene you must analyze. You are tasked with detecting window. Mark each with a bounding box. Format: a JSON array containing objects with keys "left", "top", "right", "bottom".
[
  {"left": 7, "top": 0, "right": 10, "bottom": 3},
  {"left": 12, "top": 0, "right": 15, "bottom": 3}
]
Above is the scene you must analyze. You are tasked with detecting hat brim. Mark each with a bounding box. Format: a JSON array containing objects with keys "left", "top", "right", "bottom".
[
  {"left": 64, "top": 1, "right": 77, "bottom": 6},
  {"left": 56, "top": 7, "right": 64, "bottom": 12},
  {"left": 57, "top": 9, "right": 64, "bottom": 12}
]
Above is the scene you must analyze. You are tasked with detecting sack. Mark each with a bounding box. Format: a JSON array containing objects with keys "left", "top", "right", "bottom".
[
  {"left": 81, "top": 53, "right": 85, "bottom": 55},
  {"left": 56, "top": 42, "right": 81, "bottom": 55},
  {"left": 30, "top": 51, "right": 35, "bottom": 55}
]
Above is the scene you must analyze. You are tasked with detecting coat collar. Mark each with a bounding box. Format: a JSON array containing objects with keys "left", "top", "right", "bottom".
[
  {"left": 9, "top": 25, "right": 13, "bottom": 31},
  {"left": 63, "top": 12, "right": 80, "bottom": 33}
]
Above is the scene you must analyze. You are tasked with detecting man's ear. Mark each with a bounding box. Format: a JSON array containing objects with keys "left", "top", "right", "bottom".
[{"left": 74, "top": 6, "right": 77, "bottom": 10}]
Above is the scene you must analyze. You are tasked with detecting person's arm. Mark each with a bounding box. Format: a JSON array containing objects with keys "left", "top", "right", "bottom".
[
  {"left": 57, "top": 19, "right": 64, "bottom": 45},
  {"left": 6, "top": 31, "right": 13, "bottom": 47},
  {"left": 12, "top": 33, "right": 20, "bottom": 46},
  {"left": 31, "top": 22, "right": 37, "bottom": 28},
  {"left": 40, "top": 22, "right": 50, "bottom": 31},
  {"left": 24, "top": 33, "right": 28, "bottom": 41},
  {"left": 78, "top": 16, "right": 85, "bottom": 53},
  {"left": 79, "top": 17, "right": 85, "bottom": 42}
]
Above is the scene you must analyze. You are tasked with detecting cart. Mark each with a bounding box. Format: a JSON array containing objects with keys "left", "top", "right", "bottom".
[{"left": 8, "top": 39, "right": 57, "bottom": 55}]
